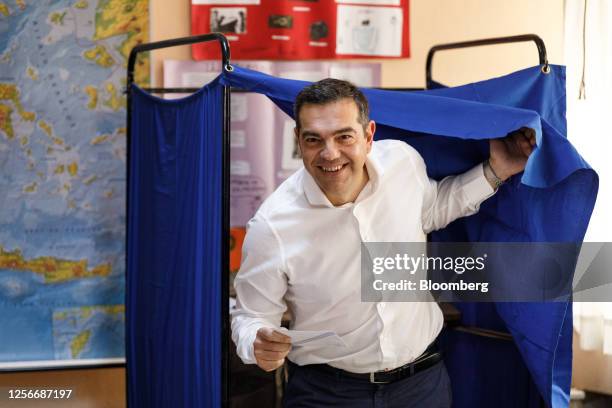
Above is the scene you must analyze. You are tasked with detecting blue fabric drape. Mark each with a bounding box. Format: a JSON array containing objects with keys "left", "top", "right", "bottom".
[
  {"left": 220, "top": 65, "right": 597, "bottom": 408},
  {"left": 419, "top": 67, "right": 593, "bottom": 408},
  {"left": 127, "top": 79, "right": 223, "bottom": 407}
]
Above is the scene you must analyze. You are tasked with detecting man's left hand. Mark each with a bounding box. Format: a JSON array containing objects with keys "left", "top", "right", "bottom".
[{"left": 489, "top": 127, "right": 536, "bottom": 181}]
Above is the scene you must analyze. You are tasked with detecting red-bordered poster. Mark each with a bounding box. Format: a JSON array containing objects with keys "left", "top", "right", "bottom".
[{"left": 191, "top": 0, "right": 410, "bottom": 60}]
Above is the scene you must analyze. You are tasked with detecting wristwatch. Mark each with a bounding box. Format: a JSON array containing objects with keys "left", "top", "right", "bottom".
[{"left": 483, "top": 159, "right": 504, "bottom": 189}]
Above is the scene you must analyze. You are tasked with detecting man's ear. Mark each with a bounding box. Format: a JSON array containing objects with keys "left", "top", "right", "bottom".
[
  {"left": 294, "top": 127, "right": 302, "bottom": 154},
  {"left": 365, "top": 120, "right": 376, "bottom": 153}
]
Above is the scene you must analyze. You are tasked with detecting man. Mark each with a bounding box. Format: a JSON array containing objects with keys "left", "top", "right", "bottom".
[{"left": 231, "top": 78, "right": 535, "bottom": 407}]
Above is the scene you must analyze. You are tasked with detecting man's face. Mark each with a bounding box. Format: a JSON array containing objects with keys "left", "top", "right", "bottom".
[{"left": 295, "top": 98, "right": 375, "bottom": 206}]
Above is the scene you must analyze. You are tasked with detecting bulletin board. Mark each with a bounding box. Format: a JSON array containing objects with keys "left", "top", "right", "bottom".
[{"left": 191, "top": 0, "right": 410, "bottom": 60}]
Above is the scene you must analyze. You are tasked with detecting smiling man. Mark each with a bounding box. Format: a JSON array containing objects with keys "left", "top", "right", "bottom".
[
  {"left": 231, "top": 79, "right": 535, "bottom": 407},
  {"left": 297, "top": 96, "right": 375, "bottom": 206}
]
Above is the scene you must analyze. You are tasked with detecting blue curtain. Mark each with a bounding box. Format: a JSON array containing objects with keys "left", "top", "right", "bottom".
[
  {"left": 420, "top": 67, "right": 592, "bottom": 408},
  {"left": 127, "top": 79, "right": 223, "bottom": 407},
  {"left": 221, "top": 65, "right": 597, "bottom": 408},
  {"left": 126, "top": 65, "right": 597, "bottom": 407}
]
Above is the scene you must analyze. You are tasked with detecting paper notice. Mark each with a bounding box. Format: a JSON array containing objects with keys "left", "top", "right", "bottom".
[
  {"left": 210, "top": 7, "right": 248, "bottom": 34},
  {"left": 329, "top": 65, "right": 376, "bottom": 87},
  {"left": 231, "top": 160, "right": 251, "bottom": 176},
  {"left": 230, "top": 130, "right": 246, "bottom": 148},
  {"left": 336, "top": 5, "right": 403, "bottom": 57},
  {"left": 231, "top": 94, "right": 248, "bottom": 122},
  {"left": 230, "top": 175, "right": 267, "bottom": 226},
  {"left": 182, "top": 72, "right": 219, "bottom": 88},
  {"left": 277, "top": 328, "right": 347, "bottom": 348},
  {"left": 282, "top": 119, "right": 303, "bottom": 171},
  {"left": 193, "top": 0, "right": 259, "bottom": 4},
  {"left": 336, "top": 0, "right": 400, "bottom": 5},
  {"left": 278, "top": 70, "right": 326, "bottom": 82}
]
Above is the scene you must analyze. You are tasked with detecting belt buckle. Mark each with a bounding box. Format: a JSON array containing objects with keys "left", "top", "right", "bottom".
[{"left": 369, "top": 372, "right": 389, "bottom": 384}]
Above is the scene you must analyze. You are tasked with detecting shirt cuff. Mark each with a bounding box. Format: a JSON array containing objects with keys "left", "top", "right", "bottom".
[
  {"left": 458, "top": 163, "right": 496, "bottom": 208},
  {"left": 236, "top": 321, "right": 275, "bottom": 365}
]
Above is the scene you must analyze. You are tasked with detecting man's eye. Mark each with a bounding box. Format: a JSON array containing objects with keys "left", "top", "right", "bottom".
[
  {"left": 340, "top": 135, "right": 354, "bottom": 141},
  {"left": 304, "top": 137, "right": 319, "bottom": 143}
]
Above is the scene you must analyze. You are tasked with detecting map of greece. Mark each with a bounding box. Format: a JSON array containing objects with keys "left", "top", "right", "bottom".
[{"left": 0, "top": 0, "right": 148, "bottom": 366}]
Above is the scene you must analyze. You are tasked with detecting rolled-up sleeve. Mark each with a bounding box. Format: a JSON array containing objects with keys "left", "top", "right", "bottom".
[
  {"left": 421, "top": 162, "right": 496, "bottom": 234},
  {"left": 231, "top": 214, "right": 288, "bottom": 364}
]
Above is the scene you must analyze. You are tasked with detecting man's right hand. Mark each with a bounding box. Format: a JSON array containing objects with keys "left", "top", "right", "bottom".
[{"left": 254, "top": 327, "right": 292, "bottom": 372}]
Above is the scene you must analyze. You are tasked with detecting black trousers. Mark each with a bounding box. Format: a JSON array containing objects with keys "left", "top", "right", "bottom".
[{"left": 283, "top": 359, "right": 452, "bottom": 408}]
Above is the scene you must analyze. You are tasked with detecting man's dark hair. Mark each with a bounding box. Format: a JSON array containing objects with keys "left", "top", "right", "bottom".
[{"left": 294, "top": 78, "right": 370, "bottom": 130}]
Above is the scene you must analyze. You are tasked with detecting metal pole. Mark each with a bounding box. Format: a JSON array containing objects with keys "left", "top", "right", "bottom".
[
  {"left": 425, "top": 34, "right": 550, "bottom": 87},
  {"left": 125, "top": 32, "right": 232, "bottom": 408}
]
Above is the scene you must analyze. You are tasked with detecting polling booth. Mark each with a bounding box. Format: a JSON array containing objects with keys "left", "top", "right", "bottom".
[{"left": 125, "top": 34, "right": 597, "bottom": 407}]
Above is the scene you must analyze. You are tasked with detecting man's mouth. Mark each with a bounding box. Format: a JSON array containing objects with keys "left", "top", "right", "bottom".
[{"left": 318, "top": 163, "right": 348, "bottom": 173}]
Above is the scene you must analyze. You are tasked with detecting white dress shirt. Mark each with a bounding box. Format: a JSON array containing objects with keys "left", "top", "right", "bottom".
[{"left": 231, "top": 139, "right": 495, "bottom": 373}]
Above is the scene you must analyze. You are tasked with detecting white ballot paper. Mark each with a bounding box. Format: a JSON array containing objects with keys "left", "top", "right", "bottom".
[
  {"left": 277, "top": 328, "right": 347, "bottom": 348},
  {"left": 336, "top": 5, "right": 403, "bottom": 57}
]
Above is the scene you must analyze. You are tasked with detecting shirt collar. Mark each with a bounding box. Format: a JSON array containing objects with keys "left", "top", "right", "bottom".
[
  {"left": 302, "top": 169, "right": 334, "bottom": 207},
  {"left": 365, "top": 144, "right": 384, "bottom": 189},
  {"left": 302, "top": 142, "right": 384, "bottom": 208}
]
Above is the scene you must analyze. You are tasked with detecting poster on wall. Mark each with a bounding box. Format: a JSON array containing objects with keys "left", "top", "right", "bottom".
[
  {"left": 164, "top": 60, "right": 277, "bottom": 231},
  {"left": 191, "top": 0, "right": 409, "bottom": 59},
  {"left": 0, "top": 0, "right": 149, "bottom": 369}
]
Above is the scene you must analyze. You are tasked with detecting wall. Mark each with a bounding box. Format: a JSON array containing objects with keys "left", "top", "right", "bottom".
[
  {"left": 573, "top": 331, "right": 612, "bottom": 395},
  {"left": 0, "top": 367, "right": 125, "bottom": 408},
  {"left": 385, "top": 0, "right": 564, "bottom": 87}
]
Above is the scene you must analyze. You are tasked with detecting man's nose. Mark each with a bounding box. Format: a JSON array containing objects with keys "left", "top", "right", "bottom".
[{"left": 320, "top": 142, "right": 340, "bottom": 161}]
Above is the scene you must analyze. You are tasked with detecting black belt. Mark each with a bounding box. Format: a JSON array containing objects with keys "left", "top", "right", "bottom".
[{"left": 289, "top": 344, "right": 442, "bottom": 384}]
